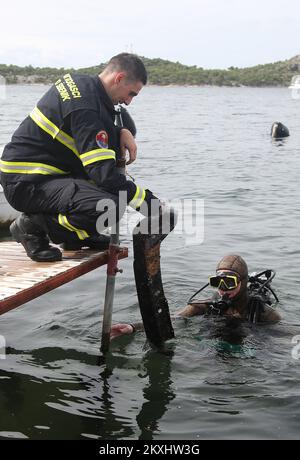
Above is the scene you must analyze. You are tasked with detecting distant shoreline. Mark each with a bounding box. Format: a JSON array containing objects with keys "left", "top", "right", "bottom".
[
  {"left": 0, "top": 54, "right": 299, "bottom": 87},
  {"left": 4, "top": 82, "right": 289, "bottom": 89}
]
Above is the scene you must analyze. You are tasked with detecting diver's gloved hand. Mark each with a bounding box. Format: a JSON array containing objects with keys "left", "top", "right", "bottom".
[{"left": 137, "top": 189, "right": 161, "bottom": 217}]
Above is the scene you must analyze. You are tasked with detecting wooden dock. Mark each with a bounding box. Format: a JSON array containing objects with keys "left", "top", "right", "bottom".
[{"left": 0, "top": 241, "right": 128, "bottom": 316}]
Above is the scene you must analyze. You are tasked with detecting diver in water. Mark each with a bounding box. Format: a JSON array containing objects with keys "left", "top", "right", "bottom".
[
  {"left": 110, "top": 254, "right": 281, "bottom": 340},
  {"left": 271, "top": 122, "right": 290, "bottom": 138},
  {"left": 177, "top": 254, "right": 280, "bottom": 321}
]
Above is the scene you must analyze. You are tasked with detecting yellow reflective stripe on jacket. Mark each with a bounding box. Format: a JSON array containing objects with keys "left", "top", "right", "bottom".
[
  {"left": 80, "top": 148, "right": 116, "bottom": 167},
  {"left": 129, "top": 185, "right": 146, "bottom": 209},
  {"left": 58, "top": 214, "right": 89, "bottom": 240},
  {"left": 0, "top": 159, "right": 69, "bottom": 175},
  {"left": 30, "top": 106, "right": 80, "bottom": 158}
]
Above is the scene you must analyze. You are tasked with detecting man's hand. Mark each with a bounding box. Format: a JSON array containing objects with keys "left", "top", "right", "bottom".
[
  {"left": 110, "top": 323, "right": 134, "bottom": 340},
  {"left": 120, "top": 128, "right": 137, "bottom": 165}
]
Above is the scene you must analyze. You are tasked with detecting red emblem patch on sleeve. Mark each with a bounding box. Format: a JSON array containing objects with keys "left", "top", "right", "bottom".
[{"left": 96, "top": 130, "right": 108, "bottom": 149}]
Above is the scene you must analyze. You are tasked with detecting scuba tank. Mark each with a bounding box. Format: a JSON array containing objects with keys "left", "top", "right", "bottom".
[{"left": 247, "top": 270, "right": 279, "bottom": 323}]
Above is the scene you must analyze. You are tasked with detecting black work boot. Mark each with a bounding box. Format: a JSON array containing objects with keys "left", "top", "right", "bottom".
[
  {"left": 61, "top": 234, "right": 110, "bottom": 251},
  {"left": 10, "top": 213, "right": 62, "bottom": 262}
]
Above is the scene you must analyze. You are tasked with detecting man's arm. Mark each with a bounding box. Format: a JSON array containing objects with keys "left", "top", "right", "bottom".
[
  {"left": 176, "top": 302, "right": 209, "bottom": 318},
  {"left": 110, "top": 302, "right": 210, "bottom": 339},
  {"left": 119, "top": 128, "right": 137, "bottom": 164},
  {"left": 69, "top": 109, "right": 161, "bottom": 213},
  {"left": 69, "top": 109, "right": 135, "bottom": 194},
  {"left": 110, "top": 322, "right": 144, "bottom": 340}
]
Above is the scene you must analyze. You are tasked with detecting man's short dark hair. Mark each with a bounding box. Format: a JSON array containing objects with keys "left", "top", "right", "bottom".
[{"left": 105, "top": 53, "right": 147, "bottom": 85}]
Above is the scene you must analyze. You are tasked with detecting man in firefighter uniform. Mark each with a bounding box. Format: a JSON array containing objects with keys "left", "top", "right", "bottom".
[{"left": 0, "top": 53, "right": 160, "bottom": 262}]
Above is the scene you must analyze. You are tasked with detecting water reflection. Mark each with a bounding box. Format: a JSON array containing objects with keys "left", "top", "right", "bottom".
[
  {"left": 136, "top": 350, "right": 175, "bottom": 440},
  {"left": 98, "top": 349, "right": 175, "bottom": 440},
  {"left": 97, "top": 357, "right": 135, "bottom": 439},
  {"left": 271, "top": 138, "right": 289, "bottom": 147}
]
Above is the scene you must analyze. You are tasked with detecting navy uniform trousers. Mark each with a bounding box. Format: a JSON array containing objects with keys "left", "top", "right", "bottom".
[{"left": 2, "top": 177, "right": 122, "bottom": 244}]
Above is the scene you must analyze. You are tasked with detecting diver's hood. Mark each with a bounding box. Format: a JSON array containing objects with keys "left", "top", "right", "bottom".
[{"left": 216, "top": 255, "right": 249, "bottom": 310}]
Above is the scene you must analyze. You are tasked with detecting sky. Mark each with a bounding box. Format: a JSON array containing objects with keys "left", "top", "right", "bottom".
[{"left": 0, "top": 0, "right": 299, "bottom": 70}]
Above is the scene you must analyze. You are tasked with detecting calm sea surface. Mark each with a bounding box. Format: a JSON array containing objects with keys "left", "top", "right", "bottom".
[{"left": 0, "top": 84, "right": 300, "bottom": 440}]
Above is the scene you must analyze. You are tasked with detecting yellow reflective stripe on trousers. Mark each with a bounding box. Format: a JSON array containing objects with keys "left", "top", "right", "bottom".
[
  {"left": 58, "top": 214, "right": 89, "bottom": 240},
  {"left": 80, "top": 149, "right": 116, "bottom": 167},
  {"left": 129, "top": 185, "right": 146, "bottom": 209},
  {"left": 0, "top": 159, "right": 69, "bottom": 175},
  {"left": 30, "top": 106, "right": 80, "bottom": 158}
]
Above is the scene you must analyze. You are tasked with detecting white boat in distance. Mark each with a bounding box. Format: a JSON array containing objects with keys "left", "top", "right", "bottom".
[{"left": 0, "top": 185, "right": 19, "bottom": 229}]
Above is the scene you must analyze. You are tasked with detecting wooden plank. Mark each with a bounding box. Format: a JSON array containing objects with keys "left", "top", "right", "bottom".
[{"left": 0, "top": 242, "right": 128, "bottom": 316}]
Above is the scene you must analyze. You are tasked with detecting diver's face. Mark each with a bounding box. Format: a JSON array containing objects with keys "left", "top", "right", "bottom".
[
  {"left": 216, "top": 269, "right": 242, "bottom": 299},
  {"left": 218, "top": 283, "right": 241, "bottom": 299}
]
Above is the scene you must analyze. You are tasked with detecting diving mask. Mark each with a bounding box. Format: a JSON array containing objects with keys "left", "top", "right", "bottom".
[{"left": 209, "top": 272, "right": 240, "bottom": 291}]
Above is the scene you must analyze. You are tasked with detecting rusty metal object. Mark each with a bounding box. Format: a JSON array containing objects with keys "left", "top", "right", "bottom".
[
  {"left": 133, "top": 209, "right": 176, "bottom": 350},
  {"left": 144, "top": 243, "right": 161, "bottom": 276}
]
